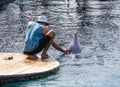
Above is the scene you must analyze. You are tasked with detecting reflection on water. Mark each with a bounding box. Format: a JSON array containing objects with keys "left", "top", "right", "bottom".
[{"left": 1, "top": 0, "right": 120, "bottom": 87}]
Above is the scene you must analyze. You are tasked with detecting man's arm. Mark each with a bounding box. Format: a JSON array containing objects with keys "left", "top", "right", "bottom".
[
  {"left": 43, "top": 27, "right": 70, "bottom": 54},
  {"left": 43, "top": 26, "right": 49, "bottom": 35},
  {"left": 52, "top": 40, "right": 65, "bottom": 53}
]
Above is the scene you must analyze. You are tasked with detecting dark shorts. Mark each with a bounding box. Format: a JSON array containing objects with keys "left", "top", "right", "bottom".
[{"left": 23, "top": 35, "right": 51, "bottom": 54}]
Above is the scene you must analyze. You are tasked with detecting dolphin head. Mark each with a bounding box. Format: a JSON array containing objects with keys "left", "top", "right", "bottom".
[{"left": 69, "top": 33, "right": 81, "bottom": 54}]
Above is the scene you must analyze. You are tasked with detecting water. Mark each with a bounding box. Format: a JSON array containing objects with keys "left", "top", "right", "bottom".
[{"left": 1, "top": 0, "right": 120, "bottom": 87}]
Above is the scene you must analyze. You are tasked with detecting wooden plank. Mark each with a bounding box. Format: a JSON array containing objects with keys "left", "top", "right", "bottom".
[{"left": 0, "top": 53, "right": 60, "bottom": 85}]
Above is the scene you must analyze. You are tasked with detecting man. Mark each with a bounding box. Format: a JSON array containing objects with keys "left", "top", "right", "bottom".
[{"left": 23, "top": 15, "right": 70, "bottom": 59}]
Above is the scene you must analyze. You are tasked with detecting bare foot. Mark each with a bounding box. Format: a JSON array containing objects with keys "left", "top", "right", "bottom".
[
  {"left": 41, "top": 53, "right": 50, "bottom": 59},
  {"left": 25, "top": 54, "right": 38, "bottom": 60}
]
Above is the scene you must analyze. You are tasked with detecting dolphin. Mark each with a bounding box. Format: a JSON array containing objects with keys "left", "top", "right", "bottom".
[
  {"left": 56, "top": 33, "right": 82, "bottom": 61},
  {"left": 69, "top": 33, "right": 82, "bottom": 58}
]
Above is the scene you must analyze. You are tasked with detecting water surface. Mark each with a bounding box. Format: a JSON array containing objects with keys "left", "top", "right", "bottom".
[{"left": 1, "top": 0, "right": 120, "bottom": 87}]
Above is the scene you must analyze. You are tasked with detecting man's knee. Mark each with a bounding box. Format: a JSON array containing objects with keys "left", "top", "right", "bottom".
[
  {"left": 50, "top": 30, "right": 55, "bottom": 36},
  {"left": 47, "top": 30, "right": 55, "bottom": 37}
]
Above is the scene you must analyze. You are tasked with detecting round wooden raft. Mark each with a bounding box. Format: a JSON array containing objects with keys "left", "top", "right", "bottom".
[{"left": 0, "top": 53, "right": 60, "bottom": 85}]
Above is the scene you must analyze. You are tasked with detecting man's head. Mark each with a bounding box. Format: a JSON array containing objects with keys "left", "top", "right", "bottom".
[{"left": 36, "top": 15, "right": 50, "bottom": 26}]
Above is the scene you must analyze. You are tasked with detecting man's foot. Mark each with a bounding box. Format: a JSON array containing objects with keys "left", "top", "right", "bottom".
[
  {"left": 25, "top": 54, "right": 38, "bottom": 60},
  {"left": 41, "top": 53, "right": 50, "bottom": 59}
]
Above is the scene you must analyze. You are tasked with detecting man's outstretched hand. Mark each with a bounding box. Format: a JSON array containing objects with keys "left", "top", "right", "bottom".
[{"left": 64, "top": 49, "right": 71, "bottom": 54}]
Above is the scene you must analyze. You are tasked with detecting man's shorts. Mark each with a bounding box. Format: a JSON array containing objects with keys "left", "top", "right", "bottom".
[{"left": 23, "top": 35, "right": 51, "bottom": 54}]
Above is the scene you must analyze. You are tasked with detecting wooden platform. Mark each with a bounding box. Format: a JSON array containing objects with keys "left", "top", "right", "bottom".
[{"left": 0, "top": 53, "right": 60, "bottom": 85}]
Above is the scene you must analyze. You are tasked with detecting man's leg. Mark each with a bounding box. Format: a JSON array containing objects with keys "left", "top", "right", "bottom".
[{"left": 41, "top": 30, "right": 55, "bottom": 58}]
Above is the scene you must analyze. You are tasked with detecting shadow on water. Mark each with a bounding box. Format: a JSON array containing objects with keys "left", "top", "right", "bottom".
[
  {"left": 75, "top": 0, "right": 94, "bottom": 45},
  {"left": 76, "top": 0, "right": 92, "bottom": 27},
  {"left": 0, "top": 0, "right": 16, "bottom": 11}
]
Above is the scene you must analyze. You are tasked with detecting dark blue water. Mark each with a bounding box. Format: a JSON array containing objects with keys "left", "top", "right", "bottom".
[{"left": 1, "top": 0, "right": 120, "bottom": 87}]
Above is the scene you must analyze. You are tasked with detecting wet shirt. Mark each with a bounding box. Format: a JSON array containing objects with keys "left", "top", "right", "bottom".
[{"left": 24, "top": 21, "right": 44, "bottom": 52}]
